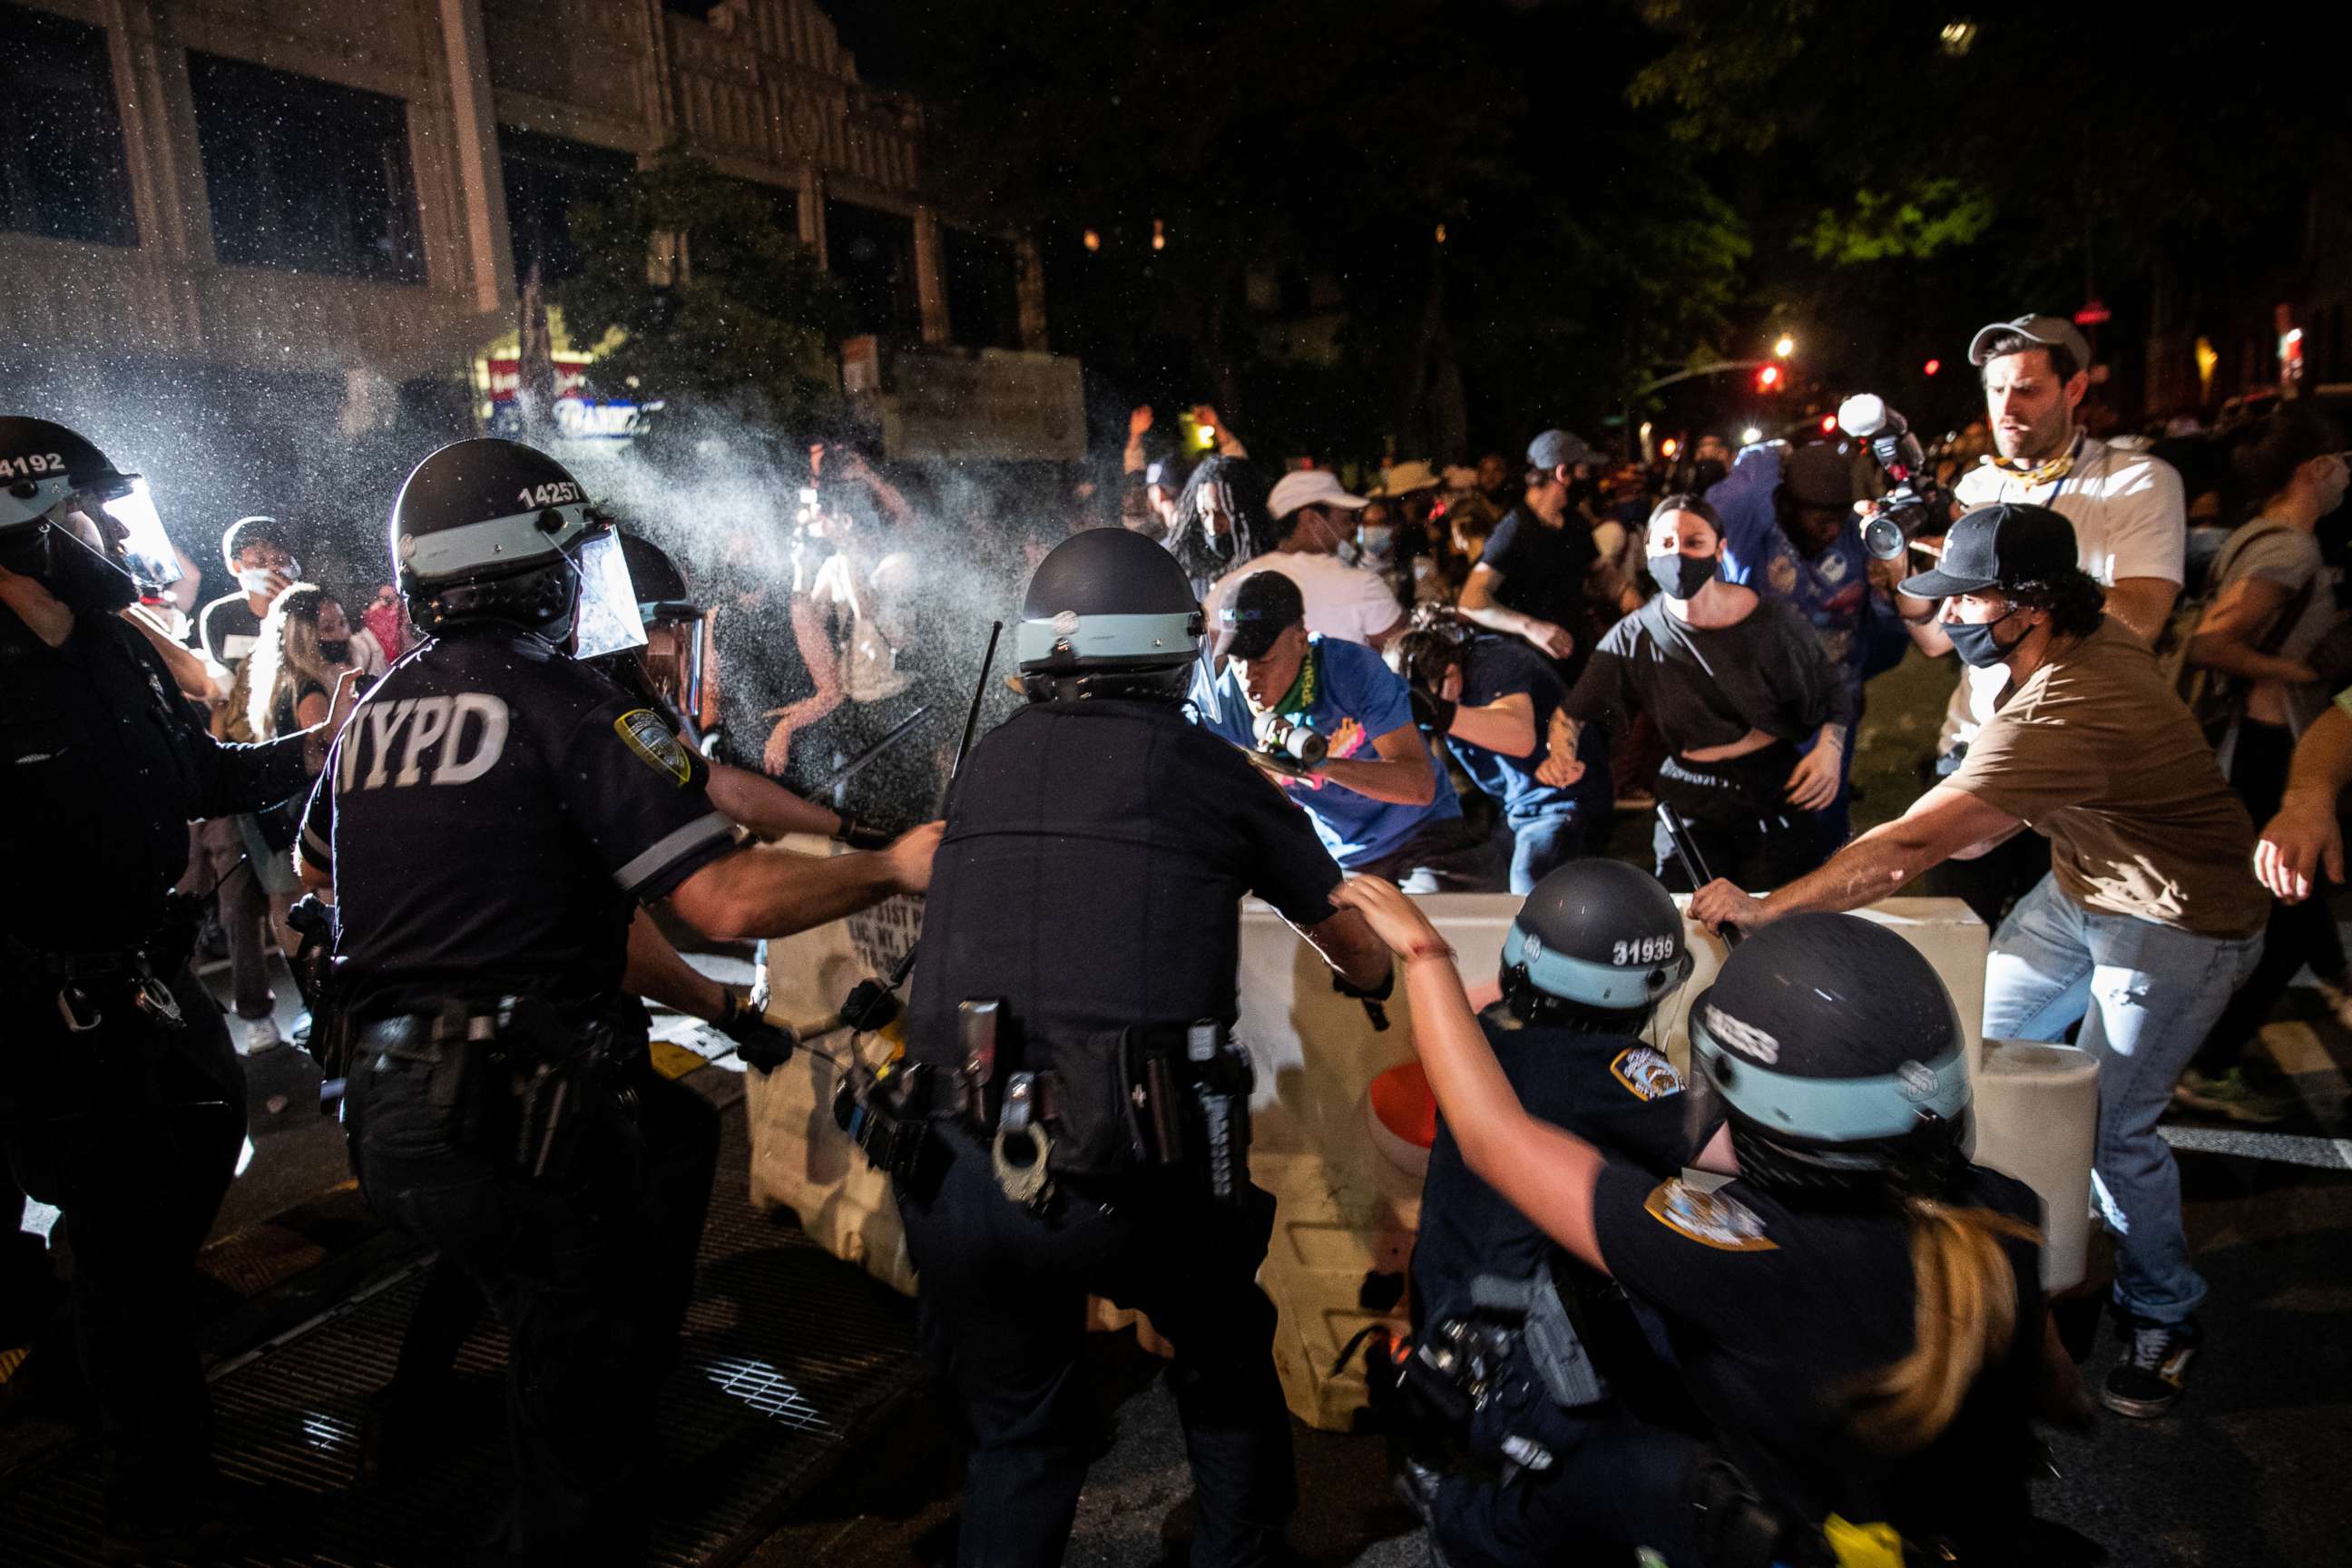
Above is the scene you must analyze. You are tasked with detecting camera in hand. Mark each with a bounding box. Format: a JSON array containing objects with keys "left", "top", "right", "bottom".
[
  {"left": 1837, "top": 394, "right": 1954, "bottom": 561},
  {"left": 1252, "top": 711, "right": 1328, "bottom": 769}
]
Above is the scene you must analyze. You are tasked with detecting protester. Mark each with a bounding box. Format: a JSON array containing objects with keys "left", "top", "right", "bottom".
[
  {"left": 2254, "top": 688, "right": 2352, "bottom": 905},
  {"left": 2176, "top": 407, "right": 2351, "bottom": 1117},
  {"left": 1459, "top": 429, "right": 1613, "bottom": 678},
  {"left": 1897, "top": 314, "right": 2188, "bottom": 926},
  {"left": 1168, "top": 453, "right": 1275, "bottom": 596},
  {"left": 1710, "top": 439, "right": 1912, "bottom": 854},
  {"left": 191, "top": 515, "right": 302, "bottom": 1054},
  {"left": 243, "top": 584, "right": 357, "bottom": 969},
  {"left": 1202, "top": 469, "right": 1405, "bottom": 650},
  {"left": 1547, "top": 495, "right": 1848, "bottom": 890},
  {"left": 1389, "top": 606, "right": 1605, "bottom": 890},
  {"left": 1692, "top": 503, "right": 2267, "bottom": 1420},
  {"left": 1192, "top": 571, "right": 1487, "bottom": 888}
]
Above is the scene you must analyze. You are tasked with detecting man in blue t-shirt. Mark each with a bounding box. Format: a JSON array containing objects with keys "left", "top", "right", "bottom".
[
  {"left": 1191, "top": 571, "right": 1486, "bottom": 889},
  {"left": 1707, "top": 440, "right": 1911, "bottom": 854}
]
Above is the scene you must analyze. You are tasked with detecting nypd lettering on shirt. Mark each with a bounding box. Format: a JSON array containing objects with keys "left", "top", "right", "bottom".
[{"left": 337, "top": 692, "right": 511, "bottom": 792}]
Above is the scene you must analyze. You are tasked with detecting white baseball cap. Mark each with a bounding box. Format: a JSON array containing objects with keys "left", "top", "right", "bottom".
[{"left": 1268, "top": 468, "right": 1369, "bottom": 521}]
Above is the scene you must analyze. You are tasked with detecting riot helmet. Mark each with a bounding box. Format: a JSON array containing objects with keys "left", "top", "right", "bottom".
[
  {"left": 1498, "top": 859, "right": 1694, "bottom": 1033},
  {"left": 599, "top": 532, "right": 707, "bottom": 720},
  {"left": 1687, "top": 913, "right": 1971, "bottom": 1194},
  {"left": 0, "top": 416, "right": 179, "bottom": 612},
  {"left": 388, "top": 438, "right": 632, "bottom": 648},
  {"left": 1015, "top": 526, "right": 1204, "bottom": 701}
]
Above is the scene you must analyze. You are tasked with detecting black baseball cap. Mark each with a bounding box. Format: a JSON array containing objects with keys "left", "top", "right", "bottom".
[
  {"left": 1896, "top": 503, "right": 2079, "bottom": 599},
  {"left": 1213, "top": 568, "right": 1306, "bottom": 661}
]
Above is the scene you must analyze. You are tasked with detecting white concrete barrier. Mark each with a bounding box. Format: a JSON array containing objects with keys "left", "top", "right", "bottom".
[{"left": 746, "top": 887, "right": 2088, "bottom": 1429}]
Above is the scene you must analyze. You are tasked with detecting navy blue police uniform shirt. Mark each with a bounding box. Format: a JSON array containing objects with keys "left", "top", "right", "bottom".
[
  {"left": 2, "top": 603, "right": 309, "bottom": 959},
  {"left": 1449, "top": 633, "right": 1589, "bottom": 824},
  {"left": 1413, "top": 1009, "right": 1695, "bottom": 1334},
  {"left": 906, "top": 696, "right": 1345, "bottom": 1053},
  {"left": 300, "top": 625, "right": 739, "bottom": 1019},
  {"left": 1591, "top": 1159, "right": 2043, "bottom": 1548}
]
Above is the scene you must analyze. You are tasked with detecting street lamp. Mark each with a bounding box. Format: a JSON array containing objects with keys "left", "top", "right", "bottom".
[{"left": 1772, "top": 334, "right": 1796, "bottom": 359}]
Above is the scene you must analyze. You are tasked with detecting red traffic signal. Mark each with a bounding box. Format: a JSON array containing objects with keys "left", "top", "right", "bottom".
[
  {"left": 1923, "top": 358, "right": 1942, "bottom": 377},
  {"left": 1819, "top": 414, "right": 1838, "bottom": 435},
  {"left": 1756, "top": 364, "right": 1784, "bottom": 392}
]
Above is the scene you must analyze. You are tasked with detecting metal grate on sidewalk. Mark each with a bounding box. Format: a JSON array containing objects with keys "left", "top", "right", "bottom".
[{"left": 0, "top": 1102, "right": 923, "bottom": 1568}]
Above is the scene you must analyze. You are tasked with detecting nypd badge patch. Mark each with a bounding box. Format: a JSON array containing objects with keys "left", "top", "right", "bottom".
[
  {"left": 615, "top": 708, "right": 691, "bottom": 786},
  {"left": 1643, "top": 1178, "right": 1777, "bottom": 1252},
  {"left": 1609, "top": 1046, "right": 1683, "bottom": 1102}
]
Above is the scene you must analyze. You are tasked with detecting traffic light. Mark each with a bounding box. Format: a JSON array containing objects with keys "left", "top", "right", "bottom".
[
  {"left": 1756, "top": 364, "right": 1784, "bottom": 393},
  {"left": 1819, "top": 414, "right": 1838, "bottom": 436},
  {"left": 1923, "top": 358, "right": 1942, "bottom": 377}
]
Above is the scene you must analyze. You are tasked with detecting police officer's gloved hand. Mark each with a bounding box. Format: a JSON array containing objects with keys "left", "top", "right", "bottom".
[
  {"left": 1408, "top": 686, "right": 1456, "bottom": 737},
  {"left": 1334, "top": 962, "right": 1396, "bottom": 1032},
  {"left": 714, "top": 989, "right": 795, "bottom": 1073},
  {"left": 833, "top": 809, "right": 896, "bottom": 851}
]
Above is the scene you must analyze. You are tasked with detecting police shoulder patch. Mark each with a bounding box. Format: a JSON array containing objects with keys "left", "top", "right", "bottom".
[
  {"left": 1642, "top": 1178, "right": 1777, "bottom": 1252},
  {"left": 615, "top": 709, "right": 691, "bottom": 786},
  {"left": 1608, "top": 1046, "right": 1683, "bottom": 1102}
]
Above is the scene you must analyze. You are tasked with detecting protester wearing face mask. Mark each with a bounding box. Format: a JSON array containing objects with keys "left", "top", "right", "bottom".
[
  {"left": 191, "top": 515, "right": 304, "bottom": 1052},
  {"left": 1459, "top": 429, "right": 1612, "bottom": 679},
  {"left": 2175, "top": 407, "right": 2352, "bottom": 1120},
  {"left": 1167, "top": 453, "right": 1275, "bottom": 598},
  {"left": 1691, "top": 503, "right": 2268, "bottom": 1422},
  {"left": 1896, "top": 315, "right": 2187, "bottom": 927},
  {"left": 1544, "top": 495, "right": 1848, "bottom": 891},
  {"left": 243, "top": 583, "right": 357, "bottom": 966},
  {"left": 1201, "top": 469, "right": 1405, "bottom": 652}
]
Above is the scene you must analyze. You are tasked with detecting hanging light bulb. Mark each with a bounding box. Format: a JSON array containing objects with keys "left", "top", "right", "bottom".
[
  {"left": 1083, "top": 229, "right": 1101, "bottom": 252},
  {"left": 1152, "top": 218, "right": 1166, "bottom": 251}
]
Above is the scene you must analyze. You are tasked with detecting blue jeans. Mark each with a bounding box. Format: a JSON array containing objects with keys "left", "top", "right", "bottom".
[
  {"left": 1504, "top": 808, "right": 1587, "bottom": 895},
  {"left": 1981, "top": 875, "right": 2264, "bottom": 1325}
]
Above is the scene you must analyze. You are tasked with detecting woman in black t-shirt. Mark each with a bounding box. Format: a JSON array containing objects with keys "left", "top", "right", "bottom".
[
  {"left": 1551, "top": 494, "right": 1850, "bottom": 889},
  {"left": 1335, "top": 881, "right": 2088, "bottom": 1563}
]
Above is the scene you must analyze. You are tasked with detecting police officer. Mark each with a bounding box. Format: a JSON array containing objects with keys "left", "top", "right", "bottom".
[
  {"left": 1404, "top": 859, "right": 1717, "bottom": 1566},
  {"left": 1338, "top": 881, "right": 2082, "bottom": 1562},
  {"left": 0, "top": 416, "right": 350, "bottom": 1559},
  {"left": 893, "top": 527, "right": 1392, "bottom": 1568},
  {"left": 301, "top": 438, "right": 938, "bottom": 1566}
]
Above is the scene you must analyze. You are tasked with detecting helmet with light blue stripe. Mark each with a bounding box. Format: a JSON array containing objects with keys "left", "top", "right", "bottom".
[
  {"left": 1687, "top": 912, "right": 1972, "bottom": 1190},
  {"left": 1016, "top": 526, "right": 1204, "bottom": 701},
  {"left": 1500, "top": 859, "right": 1694, "bottom": 1032}
]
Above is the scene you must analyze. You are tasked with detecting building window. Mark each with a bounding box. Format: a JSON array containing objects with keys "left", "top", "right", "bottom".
[
  {"left": 0, "top": 5, "right": 138, "bottom": 247},
  {"left": 944, "top": 227, "right": 1020, "bottom": 351},
  {"left": 825, "top": 199, "right": 919, "bottom": 343},
  {"left": 501, "top": 128, "right": 638, "bottom": 285},
  {"left": 188, "top": 54, "right": 423, "bottom": 284}
]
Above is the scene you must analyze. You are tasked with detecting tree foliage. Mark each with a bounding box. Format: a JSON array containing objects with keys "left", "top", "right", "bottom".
[{"left": 558, "top": 148, "right": 852, "bottom": 435}]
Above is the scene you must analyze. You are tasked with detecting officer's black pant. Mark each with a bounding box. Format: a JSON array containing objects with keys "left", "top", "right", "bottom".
[
  {"left": 898, "top": 1127, "right": 1296, "bottom": 1568},
  {"left": 382, "top": 1065, "right": 720, "bottom": 1415},
  {"left": 0, "top": 969, "right": 245, "bottom": 1511},
  {"left": 1429, "top": 1407, "right": 1710, "bottom": 1568},
  {"left": 348, "top": 1053, "right": 668, "bottom": 1567}
]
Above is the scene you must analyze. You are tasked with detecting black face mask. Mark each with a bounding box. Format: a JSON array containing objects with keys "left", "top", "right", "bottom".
[
  {"left": 1646, "top": 550, "right": 1720, "bottom": 602},
  {"left": 318, "top": 638, "right": 351, "bottom": 664},
  {"left": 1945, "top": 606, "right": 2023, "bottom": 668},
  {"left": 2, "top": 521, "right": 137, "bottom": 614}
]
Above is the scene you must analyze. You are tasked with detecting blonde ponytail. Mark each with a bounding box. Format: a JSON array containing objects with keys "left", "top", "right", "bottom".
[{"left": 1843, "top": 1199, "right": 2041, "bottom": 1453}]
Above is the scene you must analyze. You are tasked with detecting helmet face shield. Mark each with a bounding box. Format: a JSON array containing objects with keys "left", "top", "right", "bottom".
[
  {"left": 91, "top": 476, "right": 182, "bottom": 592},
  {"left": 566, "top": 524, "right": 649, "bottom": 662}
]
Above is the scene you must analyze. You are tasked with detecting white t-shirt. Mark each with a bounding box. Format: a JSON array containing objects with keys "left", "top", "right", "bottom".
[
  {"left": 1937, "top": 434, "right": 2187, "bottom": 754},
  {"left": 1203, "top": 552, "right": 1405, "bottom": 647}
]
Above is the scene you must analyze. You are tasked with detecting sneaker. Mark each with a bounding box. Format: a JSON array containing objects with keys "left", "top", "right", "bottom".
[
  {"left": 238, "top": 1015, "right": 282, "bottom": 1056},
  {"left": 2101, "top": 1317, "right": 2200, "bottom": 1418},
  {"left": 2171, "top": 1067, "right": 2289, "bottom": 1124}
]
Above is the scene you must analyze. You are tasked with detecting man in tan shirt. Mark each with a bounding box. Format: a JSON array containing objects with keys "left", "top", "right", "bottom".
[{"left": 1692, "top": 504, "right": 2265, "bottom": 1423}]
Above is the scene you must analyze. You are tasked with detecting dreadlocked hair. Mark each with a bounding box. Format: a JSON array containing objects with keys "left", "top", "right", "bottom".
[
  {"left": 1171, "top": 456, "right": 1277, "bottom": 583},
  {"left": 1734, "top": 1121, "right": 2043, "bottom": 1453}
]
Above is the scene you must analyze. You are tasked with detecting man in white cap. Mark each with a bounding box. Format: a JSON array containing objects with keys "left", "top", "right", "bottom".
[
  {"left": 1893, "top": 312, "right": 2187, "bottom": 924},
  {"left": 1201, "top": 468, "right": 1406, "bottom": 652}
]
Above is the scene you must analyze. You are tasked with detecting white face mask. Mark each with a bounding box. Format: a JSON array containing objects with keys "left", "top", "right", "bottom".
[{"left": 237, "top": 558, "right": 297, "bottom": 596}]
